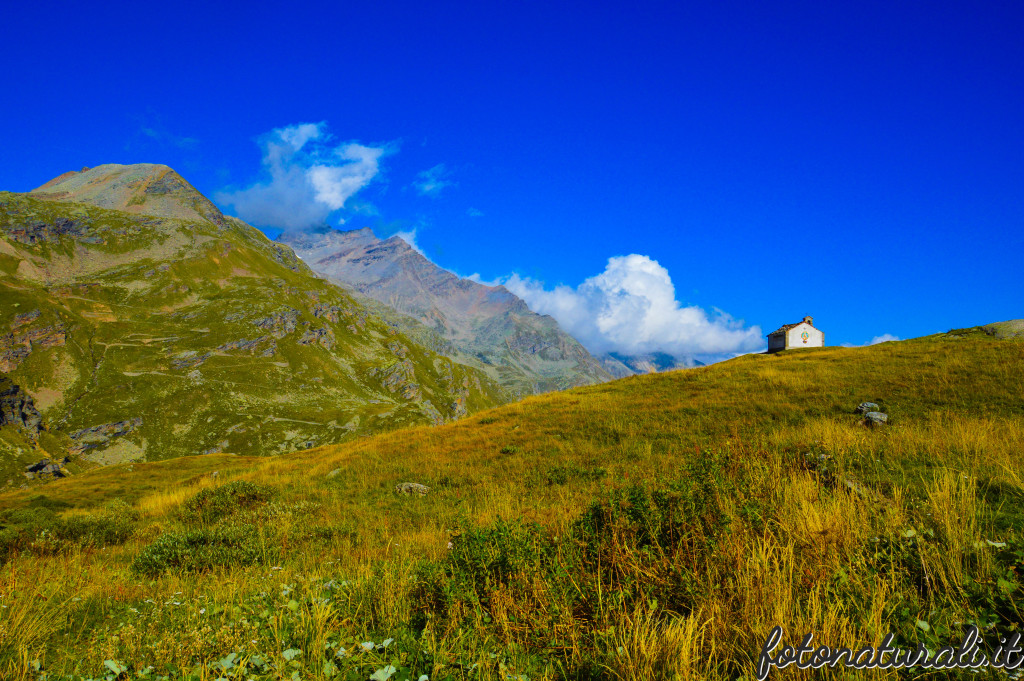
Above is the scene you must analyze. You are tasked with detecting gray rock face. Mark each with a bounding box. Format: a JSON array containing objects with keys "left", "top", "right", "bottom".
[
  {"left": 24, "top": 456, "right": 69, "bottom": 478},
  {"left": 855, "top": 402, "right": 879, "bottom": 414},
  {"left": 1, "top": 322, "right": 68, "bottom": 373},
  {"left": 253, "top": 307, "right": 300, "bottom": 338},
  {"left": 69, "top": 418, "right": 143, "bottom": 450},
  {"left": 0, "top": 376, "right": 42, "bottom": 432},
  {"left": 2, "top": 217, "right": 90, "bottom": 244},
  {"left": 864, "top": 411, "right": 888, "bottom": 426},
  {"left": 394, "top": 482, "right": 430, "bottom": 496}
]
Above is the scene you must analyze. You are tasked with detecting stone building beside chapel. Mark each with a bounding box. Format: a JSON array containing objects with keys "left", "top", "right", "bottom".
[{"left": 767, "top": 316, "right": 824, "bottom": 352}]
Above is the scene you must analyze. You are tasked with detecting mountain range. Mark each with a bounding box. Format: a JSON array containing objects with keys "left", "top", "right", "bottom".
[
  {"left": 0, "top": 162, "right": 719, "bottom": 487},
  {"left": 279, "top": 228, "right": 718, "bottom": 384},
  {"left": 280, "top": 227, "right": 614, "bottom": 396},
  {"left": 0, "top": 164, "right": 508, "bottom": 483}
]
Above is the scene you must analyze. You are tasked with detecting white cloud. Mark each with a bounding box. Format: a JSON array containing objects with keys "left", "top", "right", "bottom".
[
  {"left": 216, "top": 122, "right": 389, "bottom": 231},
  {"left": 413, "top": 163, "right": 455, "bottom": 197},
  {"left": 466, "top": 272, "right": 502, "bottom": 286},
  {"left": 278, "top": 123, "right": 320, "bottom": 150},
  {"left": 840, "top": 333, "right": 901, "bottom": 348},
  {"left": 392, "top": 228, "right": 424, "bottom": 255},
  {"left": 500, "top": 254, "right": 764, "bottom": 359},
  {"left": 466, "top": 207, "right": 484, "bottom": 218},
  {"left": 869, "top": 333, "right": 900, "bottom": 345}
]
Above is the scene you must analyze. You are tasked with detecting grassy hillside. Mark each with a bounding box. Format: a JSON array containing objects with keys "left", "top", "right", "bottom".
[
  {"left": 0, "top": 188, "right": 508, "bottom": 484},
  {"left": 0, "top": 333, "right": 1021, "bottom": 679}
]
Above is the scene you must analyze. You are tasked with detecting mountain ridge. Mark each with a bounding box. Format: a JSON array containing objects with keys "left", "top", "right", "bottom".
[
  {"left": 281, "top": 227, "right": 615, "bottom": 396},
  {"left": 30, "top": 163, "right": 228, "bottom": 227}
]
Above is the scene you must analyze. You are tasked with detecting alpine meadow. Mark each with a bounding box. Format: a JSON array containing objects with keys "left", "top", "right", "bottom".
[{"left": 2, "top": 2, "right": 1024, "bottom": 679}]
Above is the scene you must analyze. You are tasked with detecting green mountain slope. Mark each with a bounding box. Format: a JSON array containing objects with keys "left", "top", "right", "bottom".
[{"left": 0, "top": 165, "right": 507, "bottom": 484}]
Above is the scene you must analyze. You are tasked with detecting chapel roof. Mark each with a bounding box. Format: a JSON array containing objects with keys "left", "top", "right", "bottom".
[{"left": 767, "top": 317, "right": 818, "bottom": 336}]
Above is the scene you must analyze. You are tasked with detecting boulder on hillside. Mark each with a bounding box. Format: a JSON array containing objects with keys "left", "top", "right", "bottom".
[
  {"left": 855, "top": 402, "right": 879, "bottom": 414},
  {"left": 394, "top": 482, "right": 429, "bottom": 496},
  {"left": 864, "top": 412, "right": 888, "bottom": 427}
]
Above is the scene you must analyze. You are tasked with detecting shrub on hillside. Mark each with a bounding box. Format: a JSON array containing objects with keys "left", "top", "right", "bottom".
[
  {"left": 0, "top": 527, "right": 21, "bottom": 558},
  {"left": 132, "top": 524, "right": 271, "bottom": 576},
  {"left": 0, "top": 507, "right": 58, "bottom": 559},
  {"left": 54, "top": 500, "right": 138, "bottom": 548},
  {"left": 543, "top": 463, "right": 607, "bottom": 486},
  {"left": 412, "top": 518, "right": 553, "bottom": 629},
  {"left": 413, "top": 456, "right": 737, "bottom": 639},
  {"left": 0, "top": 499, "right": 140, "bottom": 559},
  {"left": 179, "top": 480, "right": 274, "bottom": 525}
]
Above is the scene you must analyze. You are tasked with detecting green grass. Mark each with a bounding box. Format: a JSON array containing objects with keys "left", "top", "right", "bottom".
[{"left": 0, "top": 333, "right": 1020, "bottom": 679}]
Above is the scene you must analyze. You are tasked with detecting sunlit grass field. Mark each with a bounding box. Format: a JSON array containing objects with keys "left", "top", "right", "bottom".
[{"left": 0, "top": 331, "right": 1021, "bottom": 680}]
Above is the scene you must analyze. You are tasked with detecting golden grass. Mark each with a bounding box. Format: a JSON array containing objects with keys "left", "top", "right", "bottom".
[{"left": 0, "top": 336, "right": 1020, "bottom": 678}]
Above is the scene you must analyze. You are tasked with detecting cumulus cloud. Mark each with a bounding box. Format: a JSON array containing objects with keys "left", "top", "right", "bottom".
[
  {"left": 413, "top": 163, "right": 455, "bottom": 197},
  {"left": 500, "top": 254, "right": 764, "bottom": 359},
  {"left": 466, "top": 207, "right": 484, "bottom": 218},
  {"left": 216, "top": 122, "right": 389, "bottom": 231}
]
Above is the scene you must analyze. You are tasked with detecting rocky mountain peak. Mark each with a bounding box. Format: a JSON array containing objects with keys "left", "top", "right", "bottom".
[
  {"left": 280, "top": 226, "right": 614, "bottom": 396},
  {"left": 30, "top": 163, "right": 226, "bottom": 226}
]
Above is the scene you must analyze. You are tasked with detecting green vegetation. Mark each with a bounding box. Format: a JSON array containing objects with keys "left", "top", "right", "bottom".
[
  {"left": 0, "top": 189, "right": 508, "bottom": 485},
  {"left": 132, "top": 524, "right": 271, "bottom": 577},
  {"left": 177, "top": 480, "right": 274, "bottom": 525},
  {"left": 0, "top": 497, "right": 136, "bottom": 559},
  {"left": 0, "top": 332, "right": 1020, "bottom": 679}
]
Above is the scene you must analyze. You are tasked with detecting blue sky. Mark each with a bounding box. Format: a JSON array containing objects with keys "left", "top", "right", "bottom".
[{"left": 2, "top": 1, "right": 1022, "bottom": 356}]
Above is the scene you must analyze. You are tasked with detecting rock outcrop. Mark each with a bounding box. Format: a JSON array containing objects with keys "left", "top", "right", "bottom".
[
  {"left": 0, "top": 376, "right": 42, "bottom": 432},
  {"left": 70, "top": 418, "right": 143, "bottom": 452},
  {"left": 1, "top": 320, "right": 67, "bottom": 373},
  {"left": 864, "top": 411, "right": 888, "bottom": 426}
]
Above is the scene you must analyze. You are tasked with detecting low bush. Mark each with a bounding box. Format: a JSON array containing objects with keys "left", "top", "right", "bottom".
[
  {"left": 544, "top": 463, "right": 607, "bottom": 486},
  {"left": 55, "top": 500, "right": 138, "bottom": 548},
  {"left": 132, "top": 524, "right": 271, "bottom": 576},
  {"left": 412, "top": 517, "right": 553, "bottom": 629},
  {"left": 413, "top": 455, "right": 737, "bottom": 643},
  {"left": 0, "top": 499, "right": 140, "bottom": 559},
  {"left": 179, "top": 480, "right": 273, "bottom": 525},
  {"left": 0, "top": 507, "right": 58, "bottom": 560}
]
